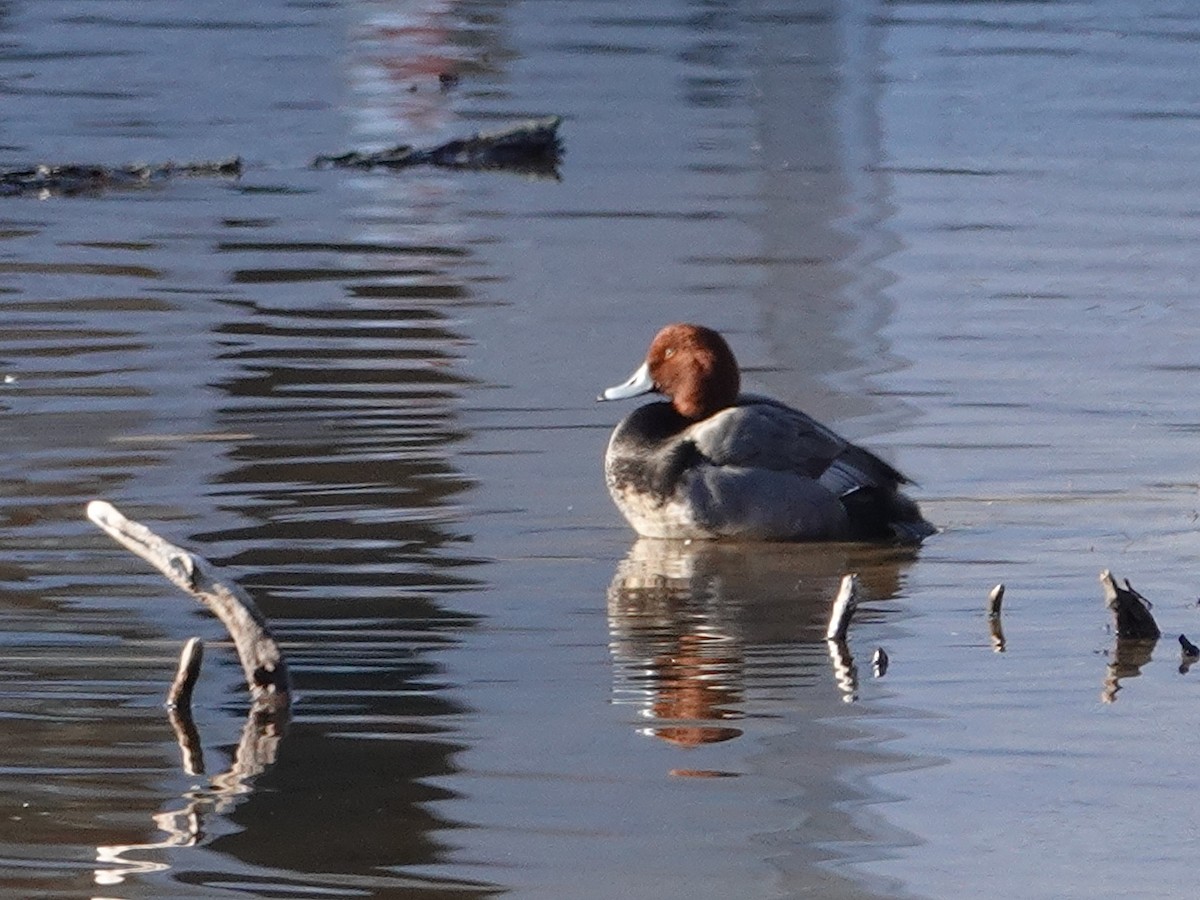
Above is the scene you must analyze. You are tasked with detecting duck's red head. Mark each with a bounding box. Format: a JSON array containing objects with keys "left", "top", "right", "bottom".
[{"left": 644, "top": 323, "right": 740, "bottom": 420}]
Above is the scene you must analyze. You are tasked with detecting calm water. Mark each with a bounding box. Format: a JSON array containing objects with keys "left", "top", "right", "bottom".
[{"left": 2, "top": 1, "right": 1200, "bottom": 897}]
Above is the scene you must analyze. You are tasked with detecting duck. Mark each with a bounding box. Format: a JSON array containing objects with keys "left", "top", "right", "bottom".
[{"left": 598, "top": 323, "right": 935, "bottom": 543}]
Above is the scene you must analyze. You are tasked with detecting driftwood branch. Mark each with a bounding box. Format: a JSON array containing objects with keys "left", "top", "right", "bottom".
[
  {"left": 166, "top": 638, "right": 206, "bottom": 775},
  {"left": 827, "top": 638, "right": 858, "bottom": 702},
  {"left": 86, "top": 500, "right": 290, "bottom": 710}
]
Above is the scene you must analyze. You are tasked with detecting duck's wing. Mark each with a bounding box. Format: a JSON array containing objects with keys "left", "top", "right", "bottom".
[{"left": 687, "top": 397, "right": 910, "bottom": 494}]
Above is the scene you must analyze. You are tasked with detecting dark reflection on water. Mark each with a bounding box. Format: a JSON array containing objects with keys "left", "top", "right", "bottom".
[
  {"left": 176, "top": 263, "right": 490, "bottom": 893},
  {"left": 0, "top": 27, "right": 497, "bottom": 896},
  {"left": 0, "top": 219, "right": 497, "bottom": 896}
]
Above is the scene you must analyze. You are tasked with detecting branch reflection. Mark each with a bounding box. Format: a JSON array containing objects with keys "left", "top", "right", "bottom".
[
  {"left": 95, "top": 702, "right": 288, "bottom": 887},
  {"left": 1102, "top": 637, "right": 1157, "bottom": 704},
  {"left": 607, "top": 539, "right": 916, "bottom": 747}
]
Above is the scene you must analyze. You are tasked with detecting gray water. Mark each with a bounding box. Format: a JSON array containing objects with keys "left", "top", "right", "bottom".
[{"left": 2, "top": 1, "right": 1199, "bottom": 897}]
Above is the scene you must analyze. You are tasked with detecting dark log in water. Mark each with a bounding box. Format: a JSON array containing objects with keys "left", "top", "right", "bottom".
[
  {"left": 0, "top": 158, "right": 242, "bottom": 196},
  {"left": 313, "top": 116, "right": 563, "bottom": 177},
  {"left": 1, "top": 117, "right": 562, "bottom": 197},
  {"left": 1099, "top": 570, "right": 1161, "bottom": 640}
]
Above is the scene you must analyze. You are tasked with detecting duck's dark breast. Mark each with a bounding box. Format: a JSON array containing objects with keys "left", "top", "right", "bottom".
[{"left": 605, "top": 402, "right": 702, "bottom": 502}]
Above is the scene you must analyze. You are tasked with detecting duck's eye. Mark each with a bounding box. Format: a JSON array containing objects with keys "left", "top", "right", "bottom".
[{"left": 664, "top": 347, "right": 675, "bottom": 359}]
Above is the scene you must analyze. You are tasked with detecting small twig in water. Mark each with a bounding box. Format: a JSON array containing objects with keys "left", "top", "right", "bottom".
[
  {"left": 825, "top": 574, "right": 859, "bottom": 642},
  {"left": 167, "top": 637, "right": 204, "bottom": 710},
  {"left": 987, "top": 583, "right": 1005, "bottom": 618}
]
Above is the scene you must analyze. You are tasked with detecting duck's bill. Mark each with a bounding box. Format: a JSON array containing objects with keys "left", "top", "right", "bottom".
[{"left": 598, "top": 362, "right": 655, "bottom": 401}]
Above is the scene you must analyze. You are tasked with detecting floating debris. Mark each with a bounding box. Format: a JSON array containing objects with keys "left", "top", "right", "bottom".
[
  {"left": 1179, "top": 634, "right": 1200, "bottom": 674},
  {"left": 872, "top": 647, "right": 889, "bottom": 678},
  {"left": 1099, "top": 570, "right": 1161, "bottom": 640},
  {"left": 314, "top": 116, "right": 563, "bottom": 178},
  {"left": 0, "top": 158, "right": 242, "bottom": 197}
]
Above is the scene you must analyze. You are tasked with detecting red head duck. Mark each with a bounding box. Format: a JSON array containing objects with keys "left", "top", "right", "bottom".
[{"left": 598, "top": 323, "right": 935, "bottom": 543}]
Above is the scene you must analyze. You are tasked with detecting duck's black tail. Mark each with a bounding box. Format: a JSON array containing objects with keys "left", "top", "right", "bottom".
[{"left": 840, "top": 485, "right": 936, "bottom": 545}]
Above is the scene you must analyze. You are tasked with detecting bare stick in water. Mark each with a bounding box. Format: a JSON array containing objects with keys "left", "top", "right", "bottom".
[
  {"left": 987, "top": 584, "right": 1005, "bottom": 618},
  {"left": 826, "top": 574, "right": 859, "bottom": 642},
  {"left": 824, "top": 575, "right": 861, "bottom": 701},
  {"left": 86, "top": 500, "right": 291, "bottom": 710},
  {"left": 987, "top": 583, "right": 1007, "bottom": 652},
  {"left": 167, "top": 637, "right": 204, "bottom": 710}
]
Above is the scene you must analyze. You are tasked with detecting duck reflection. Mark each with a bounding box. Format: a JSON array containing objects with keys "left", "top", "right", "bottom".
[{"left": 607, "top": 539, "right": 915, "bottom": 746}]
